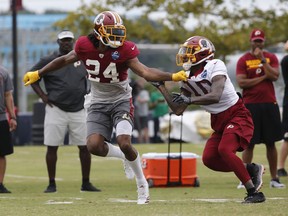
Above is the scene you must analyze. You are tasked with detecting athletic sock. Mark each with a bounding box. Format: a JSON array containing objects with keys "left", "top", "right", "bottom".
[
  {"left": 247, "top": 187, "right": 256, "bottom": 195},
  {"left": 126, "top": 153, "right": 146, "bottom": 185},
  {"left": 106, "top": 142, "right": 125, "bottom": 159}
]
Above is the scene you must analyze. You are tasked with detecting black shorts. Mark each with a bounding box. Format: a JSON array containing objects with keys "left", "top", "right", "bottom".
[
  {"left": 0, "top": 120, "right": 14, "bottom": 156},
  {"left": 138, "top": 116, "right": 148, "bottom": 130},
  {"left": 245, "top": 103, "right": 282, "bottom": 145},
  {"left": 282, "top": 104, "right": 288, "bottom": 141}
]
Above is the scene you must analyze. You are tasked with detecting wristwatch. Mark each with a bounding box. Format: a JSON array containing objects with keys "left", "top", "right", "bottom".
[{"left": 261, "top": 58, "right": 267, "bottom": 64}]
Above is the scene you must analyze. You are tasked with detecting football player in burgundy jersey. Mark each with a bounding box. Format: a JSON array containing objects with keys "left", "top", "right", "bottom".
[
  {"left": 23, "top": 11, "right": 188, "bottom": 204},
  {"left": 152, "top": 36, "right": 266, "bottom": 203}
]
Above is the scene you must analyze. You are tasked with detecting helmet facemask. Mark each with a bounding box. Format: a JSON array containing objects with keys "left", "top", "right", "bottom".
[{"left": 176, "top": 37, "right": 215, "bottom": 71}]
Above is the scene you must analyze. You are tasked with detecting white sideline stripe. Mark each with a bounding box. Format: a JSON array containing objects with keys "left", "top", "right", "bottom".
[
  {"left": 108, "top": 198, "right": 136, "bottom": 203},
  {"left": 45, "top": 200, "right": 73, "bottom": 205},
  {"left": 6, "top": 174, "right": 63, "bottom": 181},
  {"left": 0, "top": 196, "right": 83, "bottom": 200},
  {"left": 108, "top": 197, "right": 288, "bottom": 203}
]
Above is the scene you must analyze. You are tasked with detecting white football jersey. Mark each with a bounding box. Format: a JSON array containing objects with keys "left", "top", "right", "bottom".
[{"left": 181, "top": 59, "right": 239, "bottom": 114}]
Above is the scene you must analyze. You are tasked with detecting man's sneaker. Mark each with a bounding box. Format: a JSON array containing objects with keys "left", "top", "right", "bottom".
[
  {"left": 237, "top": 181, "right": 245, "bottom": 189},
  {"left": 137, "top": 182, "right": 150, "bottom": 205},
  {"left": 0, "top": 184, "right": 11, "bottom": 193},
  {"left": 242, "top": 192, "right": 266, "bottom": 204},
  {"left": 81, "top": 182, "right": 101, "bottom": 192},
  {"left": 249, "top": 163, "right": 265, "bottom": 192},
  {"left": 123, "top": 159, "right": 135, "bottom": 180},
  {"left": 270, "top": 179, "right": 286, "bottom": 188},
  {"left": 44, "top": 184, "right": 56, "bottom": 193},
  {"left": 277, "top": 168, "right": 288, "bottom": 177}
]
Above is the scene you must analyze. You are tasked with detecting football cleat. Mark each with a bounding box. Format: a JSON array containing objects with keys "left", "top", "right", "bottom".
[
  {"left": 137, "top": 182, "right": 150, "bottom": 205},
  {"left": 249, "top": 163, "right": 265, "bottom": 192},
  {"left": 242, "top": 192, "right": 266, "bottom": 204}
]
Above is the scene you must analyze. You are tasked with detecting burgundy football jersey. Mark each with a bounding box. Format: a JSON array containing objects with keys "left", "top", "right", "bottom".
[{"left": 74, "top": 36, "right": 140, "bottom": 103}]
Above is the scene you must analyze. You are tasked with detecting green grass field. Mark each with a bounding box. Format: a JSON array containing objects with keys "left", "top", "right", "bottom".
[{"left": 1, "top": 142, "right": 287, "bottom": 216}]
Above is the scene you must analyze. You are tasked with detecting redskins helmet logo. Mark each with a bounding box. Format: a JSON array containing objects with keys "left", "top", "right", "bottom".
[
  {"left": 95, "top": 14, "right": 105, "bottom": 25},
  {"left": 200, "top": 39, "right": 208, "bottom": 48}
]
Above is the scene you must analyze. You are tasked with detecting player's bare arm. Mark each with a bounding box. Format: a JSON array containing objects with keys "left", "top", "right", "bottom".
[
  {"left": 189, "top": 75, "right": 226, "bottom": 105},
  {"left": 126, "top": 57, "right": 187, "bottom": 82},
  {"left": 171, "top": 75, "right": 227, "bottom": 109},
  {"left": 23, "top": 50, "right": 79, "bottom": 86},
  {"left": 38, "top": 50, "right": 79, "bottom": 76},
  {"left": 127, "top": 57, "right": 173, "bottom": 81}
]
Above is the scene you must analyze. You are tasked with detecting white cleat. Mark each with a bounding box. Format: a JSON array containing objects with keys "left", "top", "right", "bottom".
[
  {"left": 270, "top": 179, "right": 286, "bottom": 188},
  {"left": 123, "top": 159, "right": 135, "bottom": 180},
  {"left": 237, "top": 181, "right": 245, "bottom": 189},
  {"left": 137, "top": 182, "right": 150, "bottom": 205}
]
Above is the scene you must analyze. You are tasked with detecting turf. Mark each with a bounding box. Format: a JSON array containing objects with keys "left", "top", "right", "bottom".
[{"left": 1, "top": 142, "right": 287, "bottom": 216}]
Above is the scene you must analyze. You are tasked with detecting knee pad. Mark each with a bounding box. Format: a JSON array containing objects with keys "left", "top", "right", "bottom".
[{"left": 116, "top": 120, "right": 133, "bottom": 136}]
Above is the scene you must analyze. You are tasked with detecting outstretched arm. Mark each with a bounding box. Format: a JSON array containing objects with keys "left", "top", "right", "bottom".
[
  {"left": 23, "top": 50, "right": 79, "bottom": 86},
  {"left": 127, "top": 57, "right": 187, "bottom": 82}
]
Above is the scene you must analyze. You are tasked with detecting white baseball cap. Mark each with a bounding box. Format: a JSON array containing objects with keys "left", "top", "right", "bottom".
[{"left": 57, "top": 30, "right": 74, "bottom": 39}]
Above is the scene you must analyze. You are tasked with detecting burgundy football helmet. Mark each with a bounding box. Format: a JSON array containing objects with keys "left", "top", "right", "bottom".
[
  {"left": 93, "top": 11, "right": 126, "bottom": 48},
  {"left": 176, "top": 36, "right": 215, "bottom": 70}
]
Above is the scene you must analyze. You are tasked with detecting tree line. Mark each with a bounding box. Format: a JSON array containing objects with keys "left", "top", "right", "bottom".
[{"left": 51, "top": 0, "right": 288, "bottom": 59}]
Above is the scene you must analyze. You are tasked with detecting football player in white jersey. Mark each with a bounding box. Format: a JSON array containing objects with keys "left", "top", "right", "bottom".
[{"left": 152, "top": 36, "right": 266, "bottom": 204}]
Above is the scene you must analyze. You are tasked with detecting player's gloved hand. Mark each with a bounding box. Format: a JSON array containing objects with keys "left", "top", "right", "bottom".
[
  {"left": 23, "top": 70, "right": 40, "bottom": 86},
  {"left": 150, "top": 81, "right": 165, "bottom": 88},
  {"left": 172, "top": 92, "right": 191, "bottom": 104},
  {"left": 171, "top": 70, "right": 188, "bottom": 82}
]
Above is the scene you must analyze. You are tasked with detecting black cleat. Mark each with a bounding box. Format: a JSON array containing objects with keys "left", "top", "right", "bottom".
[
  {"left": 81, "top": 182, "right": 101, "bottom": 192},
  {"left": 248, "top": 163, "right": 265, "bottom": 192},
  {"left": 0, "top": 184, "right": 11, "bottom": 193},
  {"left": 242, "top": 192, "right": 266, "bottom": 204},
  {"left": 44, "top": 184, "right": 57, "bottom": 193},
  {"left": 277, "top": 168, "right": 288, "bottom": 177}
]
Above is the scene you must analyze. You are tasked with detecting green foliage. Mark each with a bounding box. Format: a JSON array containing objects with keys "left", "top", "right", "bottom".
[{"left": 52, "top": 0, "right": 288, "bottom": 58}]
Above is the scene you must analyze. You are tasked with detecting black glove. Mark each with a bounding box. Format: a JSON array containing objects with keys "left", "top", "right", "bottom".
[
  {"left": 150, "top": 81, "right": 164, "bottom": 88},
  {"left": 172, "top": 93, "right": 191, "bottom": 104}
]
